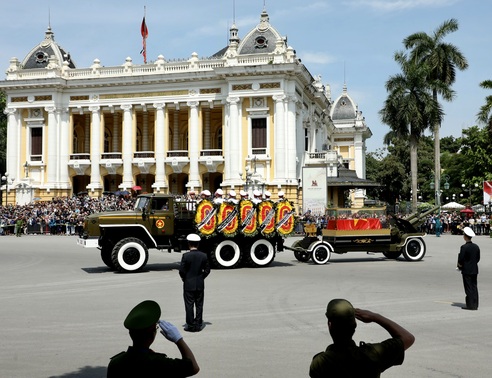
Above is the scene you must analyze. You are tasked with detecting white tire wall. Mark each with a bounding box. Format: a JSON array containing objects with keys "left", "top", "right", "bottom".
[
  {"left": 111, "top": 237, "right": 149, "bottom": 273},
  {"left": 249, "top": 239, "right": 275, "bottom": 267},
  {"left": 311, "top": 243, "right": 331, "bottom": 265},
  {"left": 213, "top": 240, "right": 242, "bottom": 268},
  {"left": 402, "top": 238, "right": 426, "bottom": 261}
]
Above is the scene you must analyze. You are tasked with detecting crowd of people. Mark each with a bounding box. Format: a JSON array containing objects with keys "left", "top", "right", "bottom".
[
  {"left": 421, "top": 212, "right": 491, "bottom": 236},
  {"left": 0, "top": 194, "right": 136, "bottom": 236}
]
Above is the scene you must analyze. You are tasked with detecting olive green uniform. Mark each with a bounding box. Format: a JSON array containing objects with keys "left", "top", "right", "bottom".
[
  {"left": 310, "top": 338, "right": 404, "bottom": 378},
  {"left": 108, "top": 346, "right": 194, "bottom": 377}
]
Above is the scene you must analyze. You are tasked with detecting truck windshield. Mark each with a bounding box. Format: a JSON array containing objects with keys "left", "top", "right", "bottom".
[{"left": 134, "top": 197, "right": 150, "bottom": 211}]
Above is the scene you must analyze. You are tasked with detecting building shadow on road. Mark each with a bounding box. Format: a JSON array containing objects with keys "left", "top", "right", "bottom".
[{"left": 49, "top": 365, "right": 106, "bottom": 378}]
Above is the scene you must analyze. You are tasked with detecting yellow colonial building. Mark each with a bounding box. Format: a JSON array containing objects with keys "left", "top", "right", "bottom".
[{"left": 1, "top": 8, "right": 372, "bottom": 211}]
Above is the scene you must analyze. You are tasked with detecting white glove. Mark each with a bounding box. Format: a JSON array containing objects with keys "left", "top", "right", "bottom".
[{"left": 158, "top": 320, "right": 182, "bottom": 343}]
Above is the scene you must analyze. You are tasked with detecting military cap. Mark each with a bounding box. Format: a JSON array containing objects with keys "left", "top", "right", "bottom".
[
  {"left": 278, "top": 190, "right": 285, "bottom": 197},
  {"left": 463, "top": 226, "right": 475, "bottom": 238},
  {"left": 124, "top": 300, "right": 161, "bottom": 330},
  {"left": 253, "top": 190, "right": 261, "bottom": 197},
  {"left": 325, "top": 299, "right": 355, "bottom": 320},
  {"left": 264, "top": 190, "right": 271, "bottom": 197},
  {"left": 187, "top": 233, "right": 201, "bottom": 242},
  {"left": 229, "top": 190, "right": 236, "bottom": 197},
  {"left": 201, "top": 190, "right": 211, "bottom": 197}
]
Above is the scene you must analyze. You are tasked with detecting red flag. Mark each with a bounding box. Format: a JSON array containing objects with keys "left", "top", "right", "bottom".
[
  {"left": 141, "top": 17, "right": 148, "bottom": 38},
  {"left": 140, "top": 16, "right": 148, "bottom": 63}
]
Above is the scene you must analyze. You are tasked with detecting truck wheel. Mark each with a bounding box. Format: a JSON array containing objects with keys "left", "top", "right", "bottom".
[
  {"left": 311, "top": 244, "right": 331, "bottom": 265},
  {"left": 383, "top": 251, "right": 402, "bottom": 260},
  {"left": 111, "top": 237, "right": 149, "bottom": 273},
  {"left": 248, "top": 239, "right": 275, "bottom": 267},
  {"left": 292, "top": 240, "right": 311, "bottom": 262},
  {"left": 294, "top": 250, "right": 311, "bottom": 262},
  {"left": 101, "top": 246, "right": 116, "bottom": 270},
  {"left": 211, "top": 240, "right": 242, "bottom": 268},
  {"left": 402, "top": 238, "right": 426, "bottom": 261}
]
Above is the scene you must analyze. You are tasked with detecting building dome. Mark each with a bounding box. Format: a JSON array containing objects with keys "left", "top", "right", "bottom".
[
  {"left": 330, "top": 85, "right": 356, "bottom": 121},
  {"left": 237, "top": 8, "right": 286, "bottom": 55},
  {"left": 21, "top": 26, "right": 76, "bottom": 69}
]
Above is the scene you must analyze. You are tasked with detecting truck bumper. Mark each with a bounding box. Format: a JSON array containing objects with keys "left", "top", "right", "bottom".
[{"left": 77, "top": 238, "right": 99, "bottom": 248}]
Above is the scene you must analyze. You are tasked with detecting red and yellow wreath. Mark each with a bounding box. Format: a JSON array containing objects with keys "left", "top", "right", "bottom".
[
  {"left": 195, "top": 200, "right": 217, "bottom": 237},
  {"left": 216, "top": 202, "right": 239, "bottom": 237},
  {"left": 276, "top": 200, "right": 295, "bottom": 236},
  {"left": 257, "top": 200, "right": 276, "bottom": 237},
  {"left": 239, "top": 199, "right": 257, "bottom": 237}
]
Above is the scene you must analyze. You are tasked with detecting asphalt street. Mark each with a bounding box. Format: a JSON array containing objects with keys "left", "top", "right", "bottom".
[{"left": 0, "top": 233, "right": 490, "bottom": 377}]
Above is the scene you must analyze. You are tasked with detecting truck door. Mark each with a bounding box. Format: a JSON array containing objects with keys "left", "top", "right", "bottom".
[{"left": 147, "top": 198, "right": 175, "bottom": 243}]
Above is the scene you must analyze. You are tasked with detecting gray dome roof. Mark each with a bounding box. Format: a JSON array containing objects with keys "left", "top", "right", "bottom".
[
  {"left": 331, "top": 86, "right": 356, "bottom": 121},
  {"left": 237, "top": 9, "right": 285, "bottom": 55},
  {"left": 21, "top": 26, "right": 76, "bottom": 69}
]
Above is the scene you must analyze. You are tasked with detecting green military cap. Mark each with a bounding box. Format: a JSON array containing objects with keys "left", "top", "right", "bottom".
[
  {"left": 325, "top": 299, "right": 355, "bottom": 320},
  {"left": 124, "top": 300, "right": 161, "bottom": 330}
]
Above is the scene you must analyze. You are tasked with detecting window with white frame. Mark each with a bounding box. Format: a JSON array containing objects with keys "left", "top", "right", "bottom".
[{"left": 251, "top": 118, "right": 267, "bottom": 155}]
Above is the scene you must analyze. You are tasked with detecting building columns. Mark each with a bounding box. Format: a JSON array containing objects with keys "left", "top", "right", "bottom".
[
  {"left": 5, "top": 108, "right": 18, "bottom": 180},
  {"left": 121, "top": 104, "right": 133, "bottom": 188},
  {"left": 187, "top": 101, "right": 200, "bottom": 189},
  {"left": 59, "top": 108, "right": 70, "bottom": 185},
  {"left": 153, "top": 103, "right": 167, "bottom": 191},
  {"left": 88, "top": 106, "right": 102, "bottom": 190},
  {"left": 273, "top": 94, "right": 286, "bottom": 185},
  {"left": 45, "top": 106, "right": 57, "bottom": 186}
]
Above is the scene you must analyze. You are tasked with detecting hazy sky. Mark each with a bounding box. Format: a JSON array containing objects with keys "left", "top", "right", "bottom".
[{"left": 1, "top": 0, "right": 491, "bottom": 153}]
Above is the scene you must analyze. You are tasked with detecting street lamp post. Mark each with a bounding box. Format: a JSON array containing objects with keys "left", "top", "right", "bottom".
[
  {"left": 461, "top": 183, "right": 479, "bottom": 205},
  {"left": 1, "top": 173, "right": 10, "bottom": 206},
  {"left": 429, "top": 174, "right": 450, "bottom": 207}
]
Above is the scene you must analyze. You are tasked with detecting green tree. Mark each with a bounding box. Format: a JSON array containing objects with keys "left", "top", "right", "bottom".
[
  {"left": 477, "top": 80, "right": 492, "bottom": 132},
  {"left": 404, "top": 19, "right": 468, "bottom": 206},
  {"left": 380, "top": 52, "right": 442, "bottom": 211},
  {"left": 459, "top": 125, "right": 492, "bottom": 205}
]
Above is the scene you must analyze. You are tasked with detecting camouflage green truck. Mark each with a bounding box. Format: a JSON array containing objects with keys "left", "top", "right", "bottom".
[{"left": 77, "top": 193, "right": 295, "bottom": 272}]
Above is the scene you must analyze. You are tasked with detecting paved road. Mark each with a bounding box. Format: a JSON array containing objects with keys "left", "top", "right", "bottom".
[{"left": 0, "top": 233, "right": 491, "bottom": 377}]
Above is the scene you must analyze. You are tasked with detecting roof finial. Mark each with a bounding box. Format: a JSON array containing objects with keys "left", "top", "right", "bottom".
[{"left": 233, "top": 0, "right": 236, "bottom": 24}]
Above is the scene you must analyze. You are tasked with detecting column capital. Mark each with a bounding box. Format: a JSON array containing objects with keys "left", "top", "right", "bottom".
[
  {"left": 120, "top": 104, "right": 132, "bottom": 112},
  {"left": 88, "top": 105, "right": 100, "bottom": 113},
  {"left": 153, "top": 102, "right": 166, "bottom": 110},
  {"left": 4, "top": 107, "right": 17, "bottom": 116},
  {"left": 272, "top": 94, "right": 286, "bottom": 102},
  {"left": 45, "top": 106, "right": 57, "bottom": 114},
  {"left": 226, "top": 96, "right": 240, "bottom": 105},
  {"left": 186, "top": 101, "right": 199, "bottom": 108}
]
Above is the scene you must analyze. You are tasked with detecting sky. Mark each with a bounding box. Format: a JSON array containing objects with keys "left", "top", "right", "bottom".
[{"left": 1, "top": 0, "right": 491, "bottom": 153}]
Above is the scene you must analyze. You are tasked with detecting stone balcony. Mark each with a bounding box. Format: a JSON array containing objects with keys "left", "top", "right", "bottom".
[{"left": 199, "top": 149, "right": 224, "bottom": 172}]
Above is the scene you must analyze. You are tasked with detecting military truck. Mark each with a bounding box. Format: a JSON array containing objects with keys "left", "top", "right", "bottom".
[
  {"left": 77, "top": 193, "right": 295, "bottom": 272},
  {"left": 286, "top": 206, "right": 438, "bottom": 264}
]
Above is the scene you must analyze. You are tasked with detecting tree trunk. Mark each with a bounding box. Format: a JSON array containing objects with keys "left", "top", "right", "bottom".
[
  {"left": 410, "top": 134, "right": 419, "bottom": 212},
  {"left": 433, "top": 90, "right": 441, "bottom": 207}
]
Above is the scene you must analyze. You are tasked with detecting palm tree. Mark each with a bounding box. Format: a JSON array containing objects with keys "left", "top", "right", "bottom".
[
  {"left": 380, "top": 52, "right": 443, "bottom": 212},
  {"left": 477, "top": 80, "right": 492, "bottom": 131},
  {"left": 404, "top": 19, "right": 468, "bottom": 207}
]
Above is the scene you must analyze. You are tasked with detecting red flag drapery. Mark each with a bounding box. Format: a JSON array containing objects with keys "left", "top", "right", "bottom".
[{"left": 140, "top": 16, "right": 148, "bottom": 63}]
